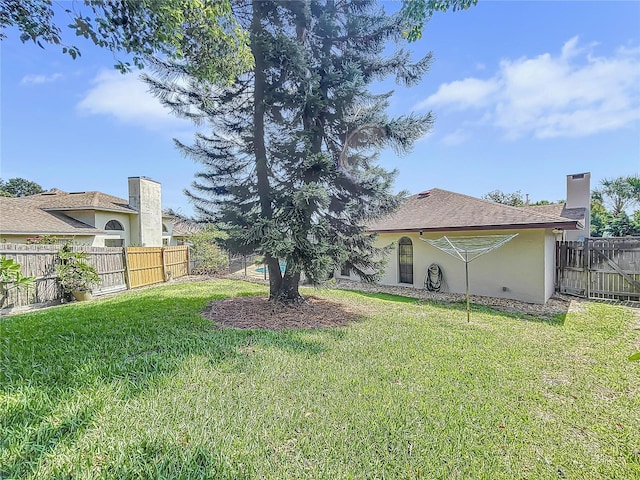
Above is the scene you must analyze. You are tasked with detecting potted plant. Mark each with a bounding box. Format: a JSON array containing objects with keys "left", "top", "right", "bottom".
[{"left": 55, "top": 245, "right": 101, "bottom": 301}]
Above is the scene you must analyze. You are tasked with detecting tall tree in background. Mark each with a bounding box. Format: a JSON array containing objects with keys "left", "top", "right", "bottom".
[
  {"left": 606, "top": 212, "right": 640, "bottom": 237},
  {"left": 482, "top": 190, "right": 525, "bottom": 207},
  {"left": 147, "top": 0, "right": 434, "bottom": 303},
  {"left": 589, "top": 194, "right": 610, "bottom": 237},
  {"left": 591, "top": 175, "right": 640, "bottom": 237},
  {"left": 594, "top": 176, "right": 639, "bottom": 216},
  {"left": 0, "top": 177, "right": 44, "bottom": 197},
  {"left": 0, "top": 0, "right": 252, "bottom": 83}
]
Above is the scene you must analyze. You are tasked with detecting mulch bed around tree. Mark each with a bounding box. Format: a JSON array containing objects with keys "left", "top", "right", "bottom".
[{"left": 201, "top": 295, "right": 369, "bottom": 330}]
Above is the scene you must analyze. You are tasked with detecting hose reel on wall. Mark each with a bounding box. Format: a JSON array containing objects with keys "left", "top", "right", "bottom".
[{"left": 424, "top": 263, "right": 443, "bottom": 292}]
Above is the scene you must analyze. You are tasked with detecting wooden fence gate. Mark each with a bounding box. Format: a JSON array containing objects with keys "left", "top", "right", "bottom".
[
  {"left": 556, "top": 238, "right": 640, "bottom": 301},
  {"left": 125, "top": 246, "right": 189, "bottom": 289}
]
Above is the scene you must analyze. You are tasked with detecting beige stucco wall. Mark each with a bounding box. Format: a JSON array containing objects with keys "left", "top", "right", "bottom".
[
  {"left": 63, "top": 210, "right": 96, "bottom": 227},
  {"left": 162, "top": 218, "right": 172, "bottom": 246},
  {"left": 128, "top": 177, "right": 162, "bottom": 247},
  {"left": 368, "top": 229, "right": 552, "bottom": 304},
  {"left": 94, "top": 211, "right": 134, "bottom": 246},
  {"left": 544, "top": 231, "right": 559, "bottom": 300}
]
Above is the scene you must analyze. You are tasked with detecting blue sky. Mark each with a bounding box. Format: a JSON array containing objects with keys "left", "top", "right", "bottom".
[{"left": 2, "top": 1, "right": 639, "bottom": 216}]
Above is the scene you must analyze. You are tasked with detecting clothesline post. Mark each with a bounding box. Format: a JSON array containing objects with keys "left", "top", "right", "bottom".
[
  {"left": 421, "top": 234, "right": 518, "bottom": 322},
  {"left": 465, "top": 251, "right": 470, "bottom": 323}
]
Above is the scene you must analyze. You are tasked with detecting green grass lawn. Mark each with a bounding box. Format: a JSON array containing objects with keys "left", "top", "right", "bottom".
[{"left": 1, "top": 280, "right": 639, "bottom": 479}]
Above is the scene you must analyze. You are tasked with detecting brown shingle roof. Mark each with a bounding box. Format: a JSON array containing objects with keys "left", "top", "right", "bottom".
[
  {"left": 0, "top": 197, "right": 102, "bottom": 235},
  {"left": 171, "top": 218, "right": 203, "bottom": 237},
  {"left": 28, "top": 190, "right": 134, "bottom": 213},
  {"left": 368, "top": 188, "right": 582, "bottom": 233},
  {"left": 523, "top": 203, "right": 586, "bottom": 222}
]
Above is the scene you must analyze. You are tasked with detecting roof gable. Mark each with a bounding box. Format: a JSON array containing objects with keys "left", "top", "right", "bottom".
[{"left": 368, "top": 188, "right": 582, "bottom": 233}]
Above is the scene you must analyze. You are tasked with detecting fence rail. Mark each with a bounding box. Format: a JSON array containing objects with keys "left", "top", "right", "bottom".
[
  {"left": 1, "top": 243, "right": 189, "bottom": 312},
  {"left": 556, "top": 237, "right": 640, "bottom": 301}
]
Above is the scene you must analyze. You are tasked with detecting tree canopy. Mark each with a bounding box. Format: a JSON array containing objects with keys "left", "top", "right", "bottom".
[
  {"left": 482, "top": 189, "right": 561, "bottom": 207},
  {"left": 0, "top": 0, "right": 252, "bottom": 83},
  {"left": 0, "top": 177, "right": 44, "bottom": 197},
  {"left": 1, "top": 0, "right": 476, "bottom": 83},
  {"left": 482, "top": 190, "right": 525, "bottom": 207},
  {"left": 400, "top": 0, "right": 477, "bottom": 41},
  {"left": 591, "top": 175, "right": 640, "bottom": 237},
  {"left": 593, "top": 175, "right": 640, "bottom": 216}
]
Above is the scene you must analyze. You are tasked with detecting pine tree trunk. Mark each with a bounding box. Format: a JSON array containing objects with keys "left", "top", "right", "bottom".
[
  {"left": 251, "top": 1, "right": 282, "bottom": 299},
  {"left": 266, "top": 255, "right": 283, "bottom": 301},
  {"left": 276, "top": 271, "right": 303, "bottom": 304}
]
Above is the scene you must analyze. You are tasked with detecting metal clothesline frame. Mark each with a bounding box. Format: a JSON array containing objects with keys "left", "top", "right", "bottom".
[{"left": 420, "top": 234, "right": 518, "bottom": 322}]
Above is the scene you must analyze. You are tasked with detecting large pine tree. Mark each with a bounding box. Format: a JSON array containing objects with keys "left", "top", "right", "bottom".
[{"left": 146, "top": 0, "right": 433, "bottom": 303}]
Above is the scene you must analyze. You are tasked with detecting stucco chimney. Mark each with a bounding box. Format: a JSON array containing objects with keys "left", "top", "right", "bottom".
[
  {"left": 565, "top": 172, "right": 591, "bottom": 241},
  {"left": 128, "top": 177, "right": 162, "bottom": 247}
]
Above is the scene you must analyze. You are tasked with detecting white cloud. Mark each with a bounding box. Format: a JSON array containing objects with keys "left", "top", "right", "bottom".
[
  {"left": 441, "top": 129, "right": 469, "bottom": 146},
  {"left": 415, "top": 77, "right": 499, "bottom": 110},
  {"left": 416, "top": 37, "right": 640, "bottom": 139},
  {"left": 77, "top": 70, "right": 190, "bottom": 132},
  {"left": 20, "top": 73, "right": 62, "bottom": 85}
]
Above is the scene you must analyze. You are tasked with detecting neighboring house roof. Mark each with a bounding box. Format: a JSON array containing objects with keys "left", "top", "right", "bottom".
[
  {"left": 162, "top": 212, "right": 204, "bottom": 237},
  {"left": 0, "top": 196, "right": 102, "bottom": 235},
  {"left": 171, "top": 218, "right": 204, "bottom": 237},
  {"left": 368, "top": 188, "right": 583, "bottom": 233},
  {"left": 0, "top": 189, "right": 136, "bottom": 236},
  {"left": 28, "top": 190, "right": 135, "bottom": 213}
]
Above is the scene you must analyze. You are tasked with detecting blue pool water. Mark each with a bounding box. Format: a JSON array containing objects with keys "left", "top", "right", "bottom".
[{"left": 256, "top": 262, "right": 286, "bottom": 274}]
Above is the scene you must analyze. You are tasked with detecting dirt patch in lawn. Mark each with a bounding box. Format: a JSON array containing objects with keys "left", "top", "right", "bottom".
[{"left": 202, "top": 295, "right": 369, "bottom": 330}]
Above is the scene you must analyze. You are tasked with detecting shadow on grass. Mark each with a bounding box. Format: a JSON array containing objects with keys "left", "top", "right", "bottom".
[
  {"left": 0, "top": 284, "right": 334, "bottom": 478},
  {"left": 341, "top": 289, "right": 567, "bottom": 326},
  {"left": 100, "top": 439, "right": 251, "bottom": 480}
]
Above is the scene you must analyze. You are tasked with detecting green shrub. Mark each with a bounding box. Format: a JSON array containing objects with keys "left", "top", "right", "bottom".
[{"left": 189, "top": 226, "right": 229, "bottom": 274}]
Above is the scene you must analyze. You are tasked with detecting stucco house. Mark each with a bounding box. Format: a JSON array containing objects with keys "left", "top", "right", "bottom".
[
  {"left": 339, "top": 173, "right": 591, "bottom": 304},
  {"left": 162, "top": 216, "right": 204, "bottom": 246},
  {"left": 0, "top": 177, "right": 194, "bottom": 247}
]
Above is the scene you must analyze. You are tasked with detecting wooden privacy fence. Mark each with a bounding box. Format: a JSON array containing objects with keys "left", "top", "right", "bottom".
[
  {"left": 556, "top": 238, "right": 640, "bottom": 301},
  {"left": 125, "top": 246, "right": 189, "bottom": 289},
  {"left": 1, "top": 244, "right": 189, "bottom": 311},
  {"left": 0, "top": 243, "right": 126, "bottom": 309}
]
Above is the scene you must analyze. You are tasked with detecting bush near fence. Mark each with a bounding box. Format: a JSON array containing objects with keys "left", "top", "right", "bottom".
[{"left": 0, "top": 244, "right": 189, "bottom": 312}]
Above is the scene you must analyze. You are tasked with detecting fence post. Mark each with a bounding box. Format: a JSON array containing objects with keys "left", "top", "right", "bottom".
[
  {"left": 123, "top": 247, "right": 132, "bottom": 290},
  {"left": 585, "top": 237, "right": 590, "bottom": 299},
  {"left": 161, "top": 247, "right": 167, "bottom": 282},
  {"left": 559, "top": 241, "right": 567, "bottom": 293}
]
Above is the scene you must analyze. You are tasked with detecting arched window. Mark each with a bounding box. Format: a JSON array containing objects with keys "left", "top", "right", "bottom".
[
  {"left": 105, "top": 220, "right": 124, "bottom": 231},
  {"left": 398, "top": 237, "right": 413, "bottom": 284},
  {"left": 162, "top": 223, "right": 168, "bottom": 233}
]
